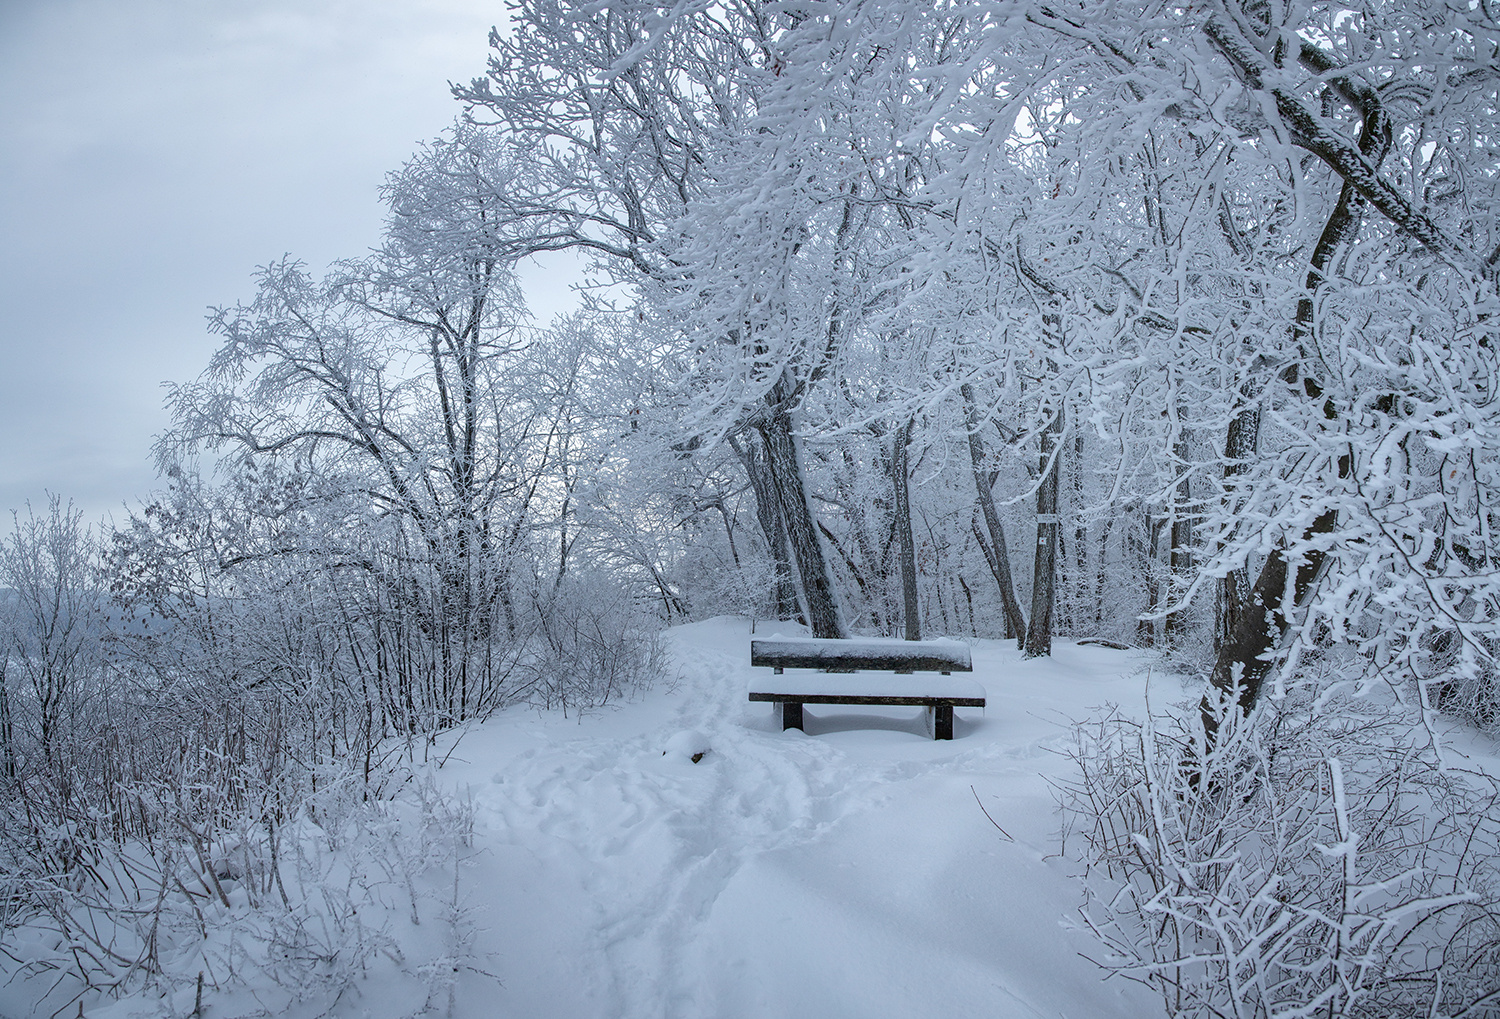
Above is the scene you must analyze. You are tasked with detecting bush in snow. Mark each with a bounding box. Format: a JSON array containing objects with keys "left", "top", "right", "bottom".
[
  {"left": 1060, "top": 689, "right": 1500, "bottom": 1018},
  {"left": 0, "top": 755, "right": 484, "bottom": 1017},
  {"left": 516, "top": 575, "right": 669, "bottom": 715}
]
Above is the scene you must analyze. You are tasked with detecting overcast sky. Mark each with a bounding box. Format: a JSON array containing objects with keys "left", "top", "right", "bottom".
[{"left": 0, "top": 0, "right": 581, "bottom": 526}]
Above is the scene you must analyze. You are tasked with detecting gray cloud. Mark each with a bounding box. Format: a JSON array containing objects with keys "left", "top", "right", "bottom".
[{"left": 0, "top": 0, "right": 582, "bottom": 526}]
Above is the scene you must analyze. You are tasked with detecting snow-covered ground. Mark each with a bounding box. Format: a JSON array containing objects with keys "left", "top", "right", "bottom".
[
  {"left": 427, "top": 616, "right": 1163, "bottom": 1019},
  {"left": 16, "top": 617, "right": 1176, "bottom": 1018}
]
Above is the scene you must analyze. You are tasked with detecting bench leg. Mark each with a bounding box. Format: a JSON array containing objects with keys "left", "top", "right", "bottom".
[
  {"left": 934, "top": 704, "right": 954, "bottom": 740},
  {"left": 781, "top": 701, "right": 804, "bottom": 732}
]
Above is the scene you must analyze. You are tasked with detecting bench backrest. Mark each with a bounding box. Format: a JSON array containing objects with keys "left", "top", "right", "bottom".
[{"left": 750, "top": 636, "right": 973, "bottom": 673}]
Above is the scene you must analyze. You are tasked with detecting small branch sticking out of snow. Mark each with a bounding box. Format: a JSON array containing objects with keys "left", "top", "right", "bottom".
[{"left": 971, "top": 785, "right": 1014, "bottom": 842}]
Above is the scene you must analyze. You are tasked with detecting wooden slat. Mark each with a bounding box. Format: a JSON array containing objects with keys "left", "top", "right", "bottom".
[
  {"left": 748, "top": 692, "right": 985, "bottom": 707},
  {"left": 748, "top": 671, "right": 984, "bottom": 701}
]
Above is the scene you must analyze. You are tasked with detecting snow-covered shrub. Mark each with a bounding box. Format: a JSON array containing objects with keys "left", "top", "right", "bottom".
[
  {"left": 0, "top": 753, "right": 484, "bottom": 1017},
  {"left": 1060, "top": 692, "right": 1500, "bottom": 1018},
  {"left": 672, "top": 542, "right": 784, "bottom": 622},
  {"left": 1427, "top": 635, "right": 1500, "bottom": 736},
  {"left": 518, "top": 576, "right": 669, "bottom": 714},
  {"left": 248, "top": 766, "right": 480, "bottom": 1012}
]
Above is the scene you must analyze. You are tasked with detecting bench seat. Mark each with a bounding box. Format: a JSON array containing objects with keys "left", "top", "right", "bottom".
[{"left": 747, "top": 673, "right": 986, "bottom": 702}]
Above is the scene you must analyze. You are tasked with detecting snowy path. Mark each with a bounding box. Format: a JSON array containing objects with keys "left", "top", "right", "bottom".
[{"left": 441, "top": 618, "right": 1165, "bottom": 1019}]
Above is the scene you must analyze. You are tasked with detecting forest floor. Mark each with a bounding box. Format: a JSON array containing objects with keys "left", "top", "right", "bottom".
[
  {"left": 392, "top": 616, "right": 1165, "bottom": 1019},
  {"left": 31, "top": 618, "right": 1193, "bottom": 1018}
]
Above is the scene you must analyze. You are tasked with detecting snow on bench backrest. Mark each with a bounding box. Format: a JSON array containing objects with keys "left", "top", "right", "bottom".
[{"left": 750, "top": 635, "right": 973, "bottom": 673}]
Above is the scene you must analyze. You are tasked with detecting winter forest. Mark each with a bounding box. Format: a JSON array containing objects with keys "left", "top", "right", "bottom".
[{"left": 4, "top": 0, "right": 1500, "bottom": 1015}]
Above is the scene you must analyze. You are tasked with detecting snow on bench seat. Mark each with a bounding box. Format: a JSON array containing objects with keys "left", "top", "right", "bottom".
[{"left": 748, "top": 636, "right": 983, "bottom": 740}]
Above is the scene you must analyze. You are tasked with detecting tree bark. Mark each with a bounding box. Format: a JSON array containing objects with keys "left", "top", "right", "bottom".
[
  {"left": 767, "top": 506, "right": 801, "bottom": 622},
  {"left": 1072, "top": 433, "right": 1087, "bottom": 634},
  {"left": 733, "top": 433, "right": 802, "bottom": 622},
  {"left": 841, "top": 442, "right": 892, "bottom": 632},
  {"left": 892, "top": 418, "right": 921, "bottom": 641},
  {"left": 1024, "top": 403, "right": 1065, "bottom": 658},
  {"left": 0, "top": 660, "right": 12, "bottom": 782},
  {"left": 757, "top": 408, "right": 846, "bottom": 639},
  {"left": 1164, "top": 423, "right": 1193, "bottom": 647},
  {"left": 1199, "top": 501, "right": 1340, "bottom": 741},
  {"left": 961, "top": 384, "right": 1026, "bottom": 644},
  {"left": 1095, "top": 514, "right": 1115, "bottom": 632},
  {"left": 1139, "top": 507, "right": 1166, "bottom": 646},
  {"left": 1216, "top": 399, "right": 1259, "bottom": 653}
]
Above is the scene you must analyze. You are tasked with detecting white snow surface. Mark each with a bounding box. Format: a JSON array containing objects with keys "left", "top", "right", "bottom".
[
  {"left": 753, "top": 633, "right": 973, "bottom": 665},
  {"left": 20, "top": 617, "right": 1169, "bottom": 1019},
  {"left": 442, "top": 617, "right": 1160, "bottom": 1018},
  {"left": 757, "top": 633, "right": 972, "bottom": 651}
]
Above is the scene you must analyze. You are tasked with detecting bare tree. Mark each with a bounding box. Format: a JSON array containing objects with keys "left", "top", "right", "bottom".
[{"left": 0, "top": 497, "right": 104, "bottom": 774}]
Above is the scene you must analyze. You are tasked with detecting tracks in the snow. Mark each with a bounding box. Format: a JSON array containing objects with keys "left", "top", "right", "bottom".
[
  {"left": 470, "top": 624, "right": 1036, "bottom": 1018},
  {"left": 472, "top": 628, "right": 887, "bottom": 1017}
]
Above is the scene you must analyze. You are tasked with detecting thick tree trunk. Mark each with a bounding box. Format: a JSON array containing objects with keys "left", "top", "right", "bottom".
[
  {"left": 961, "top": 384, "right": 1027, "bottom": 644},
  {"left": 1024, "top": 404, "right": 1065, "bottom": 658},
  {"left": 1199, "top": 500, "right": 1341, "bottom": 743},
  {"left": 892, "top": 418, "right": 921, "bottom": 641},
  {"left": 734, "top": 433, "right": 802, "bottom": 622},
  {"left": 767, "top": 509, "right": 801, "bottom": 622},
  {"left": 1216, "top": 564, "right": 1251, "bottom": 652},
  {"left": 757, "top": 409, "right": 846, "bottom": 639}
]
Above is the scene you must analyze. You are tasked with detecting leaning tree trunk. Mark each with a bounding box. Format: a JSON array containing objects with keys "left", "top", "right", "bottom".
[
  {"left": 1199, "top": 499, "right": 1342, "bottom": 740},
  {"left": 733, "top": 433, "right": 803, "bottom": 622},
  {"left": 1024, "top": 403, "right": 1065, "bottom": 658},
  {"left": 757, "top": 408, "right": 846, "bottom": 640},
  {"left": 766, "top": 504, "right": 801, "bottom": 623},
  {"left": 892, "top": 418, "right": 921, "bottom": 641},
  {"left": 961, "top": 383, "right": 1027, "bottom": 644},
  {"left": 1200, "top": 82, "right": 1390, "bottom": 748},
  {"left": 1202, "top": 20, "right": 1481, "bottom": 282}
]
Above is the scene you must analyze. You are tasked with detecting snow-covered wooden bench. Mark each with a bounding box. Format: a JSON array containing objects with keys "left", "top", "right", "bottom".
[{"left": 748, "top": 636, "right": 982, "bottom": 740}]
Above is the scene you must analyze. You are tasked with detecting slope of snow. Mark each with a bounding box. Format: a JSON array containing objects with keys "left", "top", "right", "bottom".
[{"left": 13, "top": 617, "right": 1172, "bottom": 1018}]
